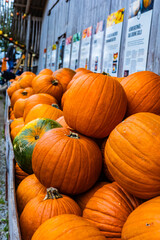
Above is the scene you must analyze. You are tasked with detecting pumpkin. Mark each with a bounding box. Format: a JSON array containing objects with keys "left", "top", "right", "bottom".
[
  {"left": 11, "top": 123, "right": 25, "bottom": 140},
  {"left": 11, "top": 87, "right": 34, "bottom": 107},
  {"left": 15, "top": 163, "right": 29, "bottom": 186},
  {"left": 120, "top": 71, "right": 160, "bottom": 116},
  {"left": 13, "top": 118, "right": 62, "bottom": 174},
  {"left": 83, "top": 182, "right": 140, "bottom": 238},
  {"left": 39, "top": 68, "right": 53, "bottom": 75},
  {"left": 122, "top": 196, "right": 160, "bottom": 240},
  {"left": 7, "top": 81, "right": 21, "bottom": 97},
  {"left": 67, "top": 69, "right": 92, "bottom": 90},
  {"left": 75, "top": 67, "right": 92, "bottom": 73},
  {"left": 16, "top": 174, "right": 46, "bottom": 214},
  {"left": 21, "top": 71, "right": 36, "bottom": 78},
  {"left": 10, "top": 110, "right": 15, "bottom": 120},
  {"left": 56, "top": 116, "right": 71, "bottom": 129},
  {"left": 13, "top": 98, "right": 27, "bottom": 118},
  {"left": 23, "top": 93, "right": 58, "bottom": 120},
  {"left": 63, "top": 73, "right": 127, "bottom": 138},
  {"left": 105, "top": 112, "right": 160, "bottom": 199},
  {"left": 10, "top": 117, "right": 24, "bottom": 130},
  {"left": 32, "top": 128, "right": 102, "bottom": 195},
  {"left": 18, "top": 74, "right": 35, "bottom": 88},
  {"left": 143, "top": 0, "right": 152, "bottom": 8},
  {"left": 75, "top": 182, "right": 107, "bottom": 211},
  {"left": 32, "top": 214, "right": 106, "bottom": 240},
  {"left": 52, "top": 68, "right": 76, "bottom": 92},
  {"left": 32, "top": 75, "right": 63, "bottom": 101},
  {"left": 24, "top": 104, "right": 63, "bottom": 124},
  {"left": 20, "top": 187, "right": 81, "bottom": 240}
]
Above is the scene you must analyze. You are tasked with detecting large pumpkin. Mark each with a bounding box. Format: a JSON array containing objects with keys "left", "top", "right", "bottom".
[
  {"left": 52, "top": 68, "right": 76, "bottom": 92},
  {"left": 18, "top": 74, "right": 35, "bottom": 88},
  {"left": 120, "top": 71, "right": 160, "bottom": 116},
  {"left": 83, "top": 182, "right": 140, "bottom": 238},
  {"left": 13, "top": 118, "right": 62, "bottom": 174},
  {"left": 23, "top": 93, "right": 58, "bottom": 120},
  {"left": 32, "top": 214, "right": 106, "bottom": 240},
  {"left": 63, "top": 73, "right": 127, "bottom": 138},
  {"left": 105, "top": 112, "right": 160, "bottom": 199},
  {"left": 39, "top": 68, "right": 53, "bottom": 75},
  {"left": 67, "top": 69, "right": 92, "bottom": 90},
  {"left": 122, "top": 196, "right": 160, "bottom": 240},
  {"left": 24, "top": 104, "right": 63, "bottom": 124},
  {"left": 11, "top": 87, "right": 34, "bottom": 107},
  {"left": 20, "top": 187, "right": 81, "bottom": 240},
  {"left": 16, "top": 174, "right": 46, "bottom": 214},
  {"left": 32, "top": 128, "right": 102, "bottom": 195},
  {"left": 21, "top": 71, "right": 36, "bottom": 78},
  {"left": 13, "top": 98, "right": 27, "bottom": 118},
  {"left": 32, "top": 75, "right": 63, "bottom": 101}
]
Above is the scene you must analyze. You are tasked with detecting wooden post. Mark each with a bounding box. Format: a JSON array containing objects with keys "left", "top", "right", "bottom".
[{"left": 24, "top": 14, "right": 31, "bottom": 71}]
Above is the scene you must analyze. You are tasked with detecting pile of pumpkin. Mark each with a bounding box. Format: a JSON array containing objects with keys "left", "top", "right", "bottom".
[{"left": 7, "top": 68, "right": 160, "bottom": 240}]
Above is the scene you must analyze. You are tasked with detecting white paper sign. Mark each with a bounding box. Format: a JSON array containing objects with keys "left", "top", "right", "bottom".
[
  {"left": 70, "top": 33, "right": 81, "bottom": 70},
  {"left": 63, "top": 36, "right": 72, "bottom": 68},
  {"left": 79, "top": 27, "right": 92, "bottom": 69},
  {"left": 51, "top": 45, "right": 57, "bottom": 72},
  {"left": 123, "top": 0, "right": 154, "bottom": 76},
  {"left": 103, "top": 9, "right": 125, "bottom": 77},
  {"left": 91, "top": 21, "right": 104, "bottom": 73},
  {"left": 46, "top": 46, "right": 52, "bottom": 69}
]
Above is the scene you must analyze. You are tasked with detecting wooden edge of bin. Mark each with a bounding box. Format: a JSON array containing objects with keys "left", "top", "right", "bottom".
[{"left": 5, "top": 92, "right": 21, "bottom": 240}]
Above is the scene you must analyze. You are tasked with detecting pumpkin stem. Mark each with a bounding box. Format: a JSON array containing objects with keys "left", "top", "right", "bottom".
[
  {"left": 102, "top": 71, "right": 111, "bottom": 76},
  {"left": 67, "top": 131, "right": 80, "bottom": 139},
  {"left": 51, "top": 79, "right": 58, "bottom": 86},
  {"left": 35, "top": 135, "right": 39, "bottom": 140},
  {"left": 22, "top": 91, "right": 28, "bottom": 96},
  {"left": 43, "top": 187, "right": 63, "bottom": 200},
  {"left": 51, "top": 103, "right": 59, "bottom": 109}
]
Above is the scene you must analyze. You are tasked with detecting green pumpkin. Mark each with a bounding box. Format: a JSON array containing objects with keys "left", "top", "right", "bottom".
[{"left": 13, "top": 118, "right": 62, "bottom": 174}]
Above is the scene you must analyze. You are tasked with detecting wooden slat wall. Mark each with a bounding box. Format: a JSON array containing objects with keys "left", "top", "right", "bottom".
[{"left": 38, "top": 0, "right": 160, "bottom": 76}]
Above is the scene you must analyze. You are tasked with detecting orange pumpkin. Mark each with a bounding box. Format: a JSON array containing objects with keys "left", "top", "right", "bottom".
[
  {"left": 20, "top": 71, "right": 36, "bottom": 78},
  {"left": 13, "top": 98, "right": 27, "bottom": 118},
  {"left": 63, "top": 73, "right": 127, "bottom": 138},
  {"left": 23, "top": 93, "right": 58, "bottom": 121},
  {"left": 121, "top": 71, "right": 160, "bottom": 116},
  {"left": 52, "top": 68, "right": 76, "bottom": 92},
  {"left": 32, "top": 75, "right": 63, "bottom": 101},
  {"left": 11, "top": 123, "right": 25, "bottom": 140},
  {"left": 122, "top": 196, "right": 160, "bottom": 240},
  {"left": 32, "top": 214, "right": 106, "bottom": 240},
  {"left": 143, "top": 0, "right": 152, "bottom": 8},
  {"left": 16, "top": 174, "right": 46, "bottom": 214},
  {"left": 18, "top": 74, "right": 35, "bottom": 88},
  {"left": 25, "top": 104, "right": 63, "bottom": 124},
  {"left": 83, "top": 182, "right": 140, "bottom": 238},
  {"left": 32, "top": 128, "right": 102, "bottom": 195},
  {"left": 7, "top": 81, "right": 21, "bottom": 97},
  {"left": 10, "top": 117, "right": 24, "bottom": 130},
  {"left": 20, "top": 187, "right": 81, "bottom": 240},
  {"left": 105, "top": 112, "right": 160, "bottom": 199},
  {"left": 11, "top": 87, "right": 34, "bottom": 107},
  {"left": 15, "top": 163, "right": 29, "bottom": 186},
  {"left": 39, "top": 68, "right": 53, "bottom": 75},
  {"left": 56, "top": 116, "right": 71, "bottom": 129}
]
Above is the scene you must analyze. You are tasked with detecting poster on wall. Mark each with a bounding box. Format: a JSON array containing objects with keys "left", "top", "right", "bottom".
[
  {"left": 123, "top": 0, "right": 154, "bottom": 76},
  {"left": 63, "top": 36, "right": 72, "bottom": 68},
  {"left": 91, "top": 21, "right": 105, "bottom": 73},
  {"left": 46, "top": 46, "right": 52, "bottom": 69},
  {"left": 79, "top": 26, "right": 92, "bottom": 69},
  {"left": 57, "top": 37, "right": 66, "bottom": 69},
  {"left": 70, "top": 32, "right": 81, "bottom": 70},
  {"left": 103, "top": 8, "right": 125, "bottom": 77},
  {"left": 51, "top": 44, "right": 57, "bottom": 72}
]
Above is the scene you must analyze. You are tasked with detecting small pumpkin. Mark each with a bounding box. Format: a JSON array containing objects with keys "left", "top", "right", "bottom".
[
  {"left": 143, "top": 0, "right": 152, "bottom": 8},
  {"left": 105, "top": 112, "right": 160, "bottom": 199},
  {"left": 32, "top": 128, "right": 102, "bottom": 195},
  {"left": 24, "top": 104, "right": 63, "bottom": 124},
  {"left": 32, "top": 75, "right": 63, "bottom": 101},
  {"left": 83, "top": 182, "right": 140, "bottom": 238},
  {"left": 13, "top": 98, "right": 27, "bottom": 118},
  {"left": 23, "top": 93, "right": 58, "bottom": 120},
  {"left": 56, "top": 116, "right": 71, "bottom": 129},
  {"left": 63, "top": 73, "right": 127, "bottom": 138},
  {"left": 7, "top": 81, "right": 21, "bottom": 97},
  {"left": 39, "top": 68, "right": 53, "bottom": 75},
  {"left": 18, "top": 74, "right": 35, "bottom": 88},
  {"left": 122, "top": 196, "right": 160, "bottom": 240},
  {"left": 32, "top": 214, "right": 106, "bottom": 240},
  {"left": 15, "top": 163, "right": 29, "bottom": 186},
  {"left": 11, "top": 87, "right": 34, "bottom": 107},
  {"left": 13, "top": 118, "right": 62, "bottom": 174},
  {"left": 20, "top": 187, "right": 81, "bottom": 240},
  {"left": 10, "top": 117, "right": 24, "bottom": 130},
  {"left": 16, "top": 174, "right": 46, "bottom": 215},
  {"left": 11, "top": 123, "right": 25, "bottom": 140},
  {"left": 20, "top": 71, "right": 36, "bottom": 78},
  {"left": 52, "top": 68, "right": 76, "bottom": 92}
]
